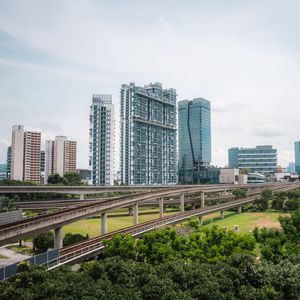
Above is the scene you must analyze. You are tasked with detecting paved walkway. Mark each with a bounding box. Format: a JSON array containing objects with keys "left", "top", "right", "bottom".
[{"left": 0, "top": 245, "right": 30, "bottom": 268}]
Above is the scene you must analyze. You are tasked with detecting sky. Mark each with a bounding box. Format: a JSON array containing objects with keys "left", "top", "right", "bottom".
[{"left": 0, "top": 0, "right": 299, "bottom": 169}]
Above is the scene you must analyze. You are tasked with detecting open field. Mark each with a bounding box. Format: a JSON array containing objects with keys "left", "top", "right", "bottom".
[
  {"left": 63, "top": 208, "right": 178, "bottom": 238},
  {"left": 202, "top": 211, "right": 289, "bottom": 232},
  {"left": 62, "top": 207, "right": 289, "bottom": 237}
]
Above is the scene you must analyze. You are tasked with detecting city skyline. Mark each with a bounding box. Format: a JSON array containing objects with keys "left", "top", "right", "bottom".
[{"left": 1, "top": 1, "right": 300, "bottom": 168}]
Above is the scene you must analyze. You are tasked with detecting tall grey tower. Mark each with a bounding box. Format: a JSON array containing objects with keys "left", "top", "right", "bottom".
[
  {"left": 120, "top": 82, "right": 177, "bottom": 185},
  {"left": 178, "top": 98, "right": 211, "bottom": 184},
  {"left": 89, "top": 94, "right": 115, "bottom": 186}
]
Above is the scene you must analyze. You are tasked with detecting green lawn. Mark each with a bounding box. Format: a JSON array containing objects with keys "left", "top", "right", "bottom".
[
  {"left": 202, "top": 211, "right": 289, "bottom": 233},
  {"left": 63, "top": 208, "right": 178, "bottom": 238}
]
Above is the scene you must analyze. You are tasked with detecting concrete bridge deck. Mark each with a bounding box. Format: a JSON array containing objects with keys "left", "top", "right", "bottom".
[{"left": 45, "top": 183, "right": 300, "bottom": 269}]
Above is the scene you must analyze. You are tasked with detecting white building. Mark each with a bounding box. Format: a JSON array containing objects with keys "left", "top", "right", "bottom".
[
  {"left": 219, "top": 168, "right": 239, "bottom": 184},
  {"left": 45, "top": 136, "right": 77, "bottom": 183},
  {"left": 89, "top": 94, "right": 115, "bottom": 186},
  {"left": 11, "top": 125, "right": 41, "bottom": 183}
]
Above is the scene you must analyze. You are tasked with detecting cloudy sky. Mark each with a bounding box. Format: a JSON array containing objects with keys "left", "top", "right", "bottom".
[{"left": 0, "top": 0, "right": 299, "bottom": 169}]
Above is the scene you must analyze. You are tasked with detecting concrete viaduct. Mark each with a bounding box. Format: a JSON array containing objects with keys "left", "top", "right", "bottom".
[
  {"left": 0, "top": 183, "right": 294, "bottom": 248},
  {"left": 44, "top": 182, "right": 300, "bottom": 269}
]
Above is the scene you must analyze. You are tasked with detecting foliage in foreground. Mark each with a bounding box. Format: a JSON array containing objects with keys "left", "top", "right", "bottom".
[{"left": 1, "top": 254, "right": 300, "bottom": 300}]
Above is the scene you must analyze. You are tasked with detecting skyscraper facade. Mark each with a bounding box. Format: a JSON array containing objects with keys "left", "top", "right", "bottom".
[
  {"left": 89, "top": 94, "right": 115, "bottom": 186},
  {"left": 6, "top": 146, "right": 11, "bottom": 179},
  {"left": 120, "top": 82, "right": 177, "bottom": 185},
  {"left": 178, "top": 98, "right": 211, "bottom": 184},
  {"left": 23, "top": 131, "right": 41, "bottom": 183},
  {"left": 228, "top": 145, "right": 277, "bottom": 174},
  {"left": 10, "top": 125, "right": 41, "bottom": 183},
  {"left": 45, "top": 136, "right": 77, "bottom": 182},
  {"left": 11, "top": 125, "right": 25, "bottom": 181},
  {"left": 294, "top": 141, "right": 300, "bottom": 174},
  {"left": 45, "top": 140, "right": 54, "bottom": 183}
]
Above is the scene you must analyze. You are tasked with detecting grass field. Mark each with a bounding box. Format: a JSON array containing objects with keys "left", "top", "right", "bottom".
[
  {"left": 202, "top": 211, "right": 289, "bottom": 233},
  {"left": 62, "top": 207, "right": 289, "bottom": 237},
  {"left": 63, "top": 208, "right": 178, "bottom": 238}
]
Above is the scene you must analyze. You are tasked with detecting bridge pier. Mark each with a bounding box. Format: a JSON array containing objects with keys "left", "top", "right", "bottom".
[
  {"left": 101, "top": 212, "right": 107, "bottom": 235},
  {"left": 159, "top": 198, "right": 164, "bottom": 218},
  {"left": 180, "top": 194, "right": 185, "bottom": 212},
  {"left": 220, "top": 210, "right": 225, "bottom": 219},
  {"left": 54, "top": 226, "right": 63, "bottom": 249},
  {"left": 133, "top": 203, "right": 139, "bottom": 225},
  {"left": 128, "top": 207, "right": 133, "bottom": 216},
  {"left": 199, "top": 216, "right": 203, "bottom": 225},
  {"left": 201, "top": 191, "right": 205, "bottom": 207},
  {"left": 80, "top": 194, "right": 85, "bottom": 200},
  {"left": 238, "top": 205, "right": 242, "bottom": 214}
]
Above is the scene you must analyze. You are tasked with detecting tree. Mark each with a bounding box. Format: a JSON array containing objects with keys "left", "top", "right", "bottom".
[
  {"left": 47, "top": 173, "right": 66, "bottom": 185},
  {"left": 63, "top": 233, "right": 89, "bottom": 247},
  {"left": 279, "top": 209, "right": 300, "bottom": 243},
  {"left": 33, "top": 231, "right": 54, "bottom": 253},
  {"left": 0, "top": 197, "right": 15, "bottom": 212},
  {"left": 232, "top": 188, "right": 247, "bottom": 199},
  {"left": 63, "top": 172, "right": 83, "bottom": 186}
]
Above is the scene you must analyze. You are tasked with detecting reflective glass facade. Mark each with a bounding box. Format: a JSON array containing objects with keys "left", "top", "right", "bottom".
[
  {"left": 228, "top": 145, "right": 277, "bottom": 174},
  {"left": 120, "top": 82, "right": 177, "bottom": 185},
  {"left": 89, "top": 95, "right": 115, "bottom": 186},
  {"left": 178, "top": 98, "right": 211, "bottom": 184},
  {"left": 294, "top": 141, "right": 300, "bottom": 174}
]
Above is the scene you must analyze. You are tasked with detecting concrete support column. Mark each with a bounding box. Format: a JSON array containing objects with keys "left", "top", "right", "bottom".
[
  {"left": 199, "top": 216, "right": 203, "bottom": 225},
  {"left": 101, "top": 212, "right": 107, "bottom": 235},
  {"left": 220, "top": 210, "right": 225, "bottom": 219},
  {"left": 54, "top": 226, "right": 63, "bottom": 249},
  {"left": 180, "top": 194, "right": 185, "bottom": 212},
  {"left": 201, "top": 191, "right": 205, "bottom": 207},
  {"left": 192, "top": 203, "right": 196, "bottom": 210},
  {"left": 133, "top": 203, "right": 139, "bottom": 225},
  {"left": 80, "top": 194, "right": 85, "bottom": 200},
  {"left": 238, "top": 206, "right": 242, "bottom": 214},
  {"left": 159, "top": 198, "right": 164, "bottom": 218},
  {"left": 128, "top": 207, "right": 133, "bottom": 216}
]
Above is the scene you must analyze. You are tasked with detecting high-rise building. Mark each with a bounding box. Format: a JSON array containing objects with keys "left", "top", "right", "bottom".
[
  {"left": 45, "top": 136, "right": 77, "bottom": 182},
  {"left": 287, "top": 162, "right": 296, "bottom": 173},
  {"left": 23, "top": 131, "right": 41, "bottom": 183},
  {"left": 40, "top": 150, "right": 45, "bottom": 184},
  {"left": 228, "top": 145, "right": 277, "bottom": 174},
  {"left": 10, "top": 125, "right": 41, "bottom": 183},
  {"left": 45, "top": 140, "right": 54, "bottom": 183},
  {"left": 120, "top": 82, "right": 177, "bottom": 185},
  {"left": 294, "top": 141, "right": 300, "bottom": 174},
  {"left": 6, "top": 146, "right": 11, "bottom": 179},
  {"left": 178, "top": 98, "right": 211, "bottom": 184},
  {"left": 228, "top": 147, "right": 239, "bottom": 168},
  {"left": 89, "top": 94, "right": 115, "bottom": 186},
  {"left": 11, "top": 125, "right": 25, "bottom": 181}
]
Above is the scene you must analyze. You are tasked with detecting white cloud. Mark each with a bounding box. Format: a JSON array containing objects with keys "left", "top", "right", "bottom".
[{"left": 252, "top": 124, "right": 285, "bottom": 138}]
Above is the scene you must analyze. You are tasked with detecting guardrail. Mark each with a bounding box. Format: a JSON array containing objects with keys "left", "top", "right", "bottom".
[{"left": 45, "top": 183, "right": 299, "bottom": 270}]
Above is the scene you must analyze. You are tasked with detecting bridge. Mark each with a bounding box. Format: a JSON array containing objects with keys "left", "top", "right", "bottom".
[
  {"left": 0, "top": 182, "right": 295, "bottom": 247},
  {"left": 43, "top": 182, "right": 299, "bottom": 269}
]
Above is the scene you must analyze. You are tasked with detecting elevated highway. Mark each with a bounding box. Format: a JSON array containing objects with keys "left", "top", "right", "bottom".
[
  {"left": 45, "top": 182, "right": 300, "bottom": 269},
  {"left": 0, "top": 183, "right": 280, "bottom": 246},
  {"left": 0, "top": 183, "right": 278, "bottom": 197}
]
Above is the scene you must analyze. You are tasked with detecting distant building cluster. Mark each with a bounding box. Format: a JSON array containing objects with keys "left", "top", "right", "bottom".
[
  {"left": 5, "top": 126, "right": 77, "bottom": 184},
  {"left": 2, "top": 81, "right": 300, "bottom": 185}
]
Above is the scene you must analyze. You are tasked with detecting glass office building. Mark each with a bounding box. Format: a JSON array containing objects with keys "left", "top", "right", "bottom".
[
  {"left": 178, "top": 98, "right": 211, "bottom": 184},
  {"left": 294, "top": 141, "right": 300, "bottom": 174},
  {"left": 89, "top": 94, "right": 115, "bottom": 186},
  {"left": 120, "top": 82, "right": 177, "bottom": 185},
  {"left": 228, "top": 145, "right": 277, "bottom": 174}
]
